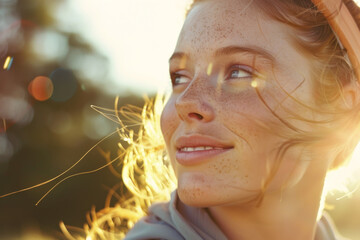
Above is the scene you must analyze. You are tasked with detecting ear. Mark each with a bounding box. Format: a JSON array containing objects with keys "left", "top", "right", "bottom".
[{"left": 342, "top": 80, "right": 360, "bottom": 109}]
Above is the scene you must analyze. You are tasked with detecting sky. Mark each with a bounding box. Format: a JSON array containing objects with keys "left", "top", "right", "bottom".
[{"left": 54, "top": 0, "right": 191, "bottom": 95}]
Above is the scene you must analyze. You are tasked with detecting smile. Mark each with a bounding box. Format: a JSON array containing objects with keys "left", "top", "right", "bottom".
[
  {"left": 175, "top": 134, "right": 234, "bottom": 166},
  {"left": 176, "top": 147, "right": 232, "bottom": 166},
  {"left": 180, "top": 146, "right": 224, "bottom": 152}
]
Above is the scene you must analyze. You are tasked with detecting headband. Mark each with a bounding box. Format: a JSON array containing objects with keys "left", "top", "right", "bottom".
[{"left": 311, "top": 0, "right": 360, "bottom": 81}]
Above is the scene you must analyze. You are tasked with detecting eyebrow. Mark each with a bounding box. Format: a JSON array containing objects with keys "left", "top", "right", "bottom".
[
  {"left": 169, "top": 45, "right": 276, "bottom": 64},
  {"left": 214, "top": 45, "right": 276, "bottom": 64}
]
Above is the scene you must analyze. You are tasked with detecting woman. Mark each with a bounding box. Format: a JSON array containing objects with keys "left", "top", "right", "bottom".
[{"left": 75, "top": 0, "right": 360, "bottom": 239}]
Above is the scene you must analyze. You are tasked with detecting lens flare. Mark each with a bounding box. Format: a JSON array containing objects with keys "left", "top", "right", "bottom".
[
  {"left": 206, "top": 62, "right": 213, "bottom": 76},
  {"left": 28, "top": 76, "right": 54, "bottom": 101},
  {"left": 3, "top": 56, "right": 13, "bottom": 70},
  {"left": 251, "top": 80, "right": 258, "bottom": 88}
]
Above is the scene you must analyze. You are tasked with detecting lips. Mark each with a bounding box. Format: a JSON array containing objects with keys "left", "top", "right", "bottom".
[{"left": 175, "top": 134, "right": 233, "bottom": 165}]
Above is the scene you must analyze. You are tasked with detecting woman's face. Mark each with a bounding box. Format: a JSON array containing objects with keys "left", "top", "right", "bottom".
[{"left": 161, "top": 0, "right": 317, "bottom": 207}]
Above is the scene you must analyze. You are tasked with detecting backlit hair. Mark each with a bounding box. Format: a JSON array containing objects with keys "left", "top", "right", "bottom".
[{"left": 62, "top": 1, "right": 360, "bottom": 239}]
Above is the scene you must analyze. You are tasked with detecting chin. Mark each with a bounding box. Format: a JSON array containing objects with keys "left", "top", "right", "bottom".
[
  {"left": 177, "top": 187, "right": 262, "bottom": 209},
  {"left": 176, "top": 173, "right": 222, "bottom": 207},
  {"left": 176, "top": 185, "right": 209, "bottom": 207},
  {"left": 176, "top": 180, "right": 263, "bottom": 208}
]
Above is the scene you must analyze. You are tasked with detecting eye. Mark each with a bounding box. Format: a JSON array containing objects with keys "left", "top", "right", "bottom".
[
  {"left": 170, "top": 72, "right": 190, "bottom": 86},
  {"left": 226, "top": 65, "right": 254, "bottom": 80}
]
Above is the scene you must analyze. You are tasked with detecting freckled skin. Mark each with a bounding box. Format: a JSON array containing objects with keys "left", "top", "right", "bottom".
[{"left": 161, "top": 0, "right": 317, "bottom": 208}]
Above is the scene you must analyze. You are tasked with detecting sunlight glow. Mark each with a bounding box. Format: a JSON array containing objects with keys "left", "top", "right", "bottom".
[
  {"left": 56, "top": 0, "right": 192, "bottom": 94},
  {"left": 324, "top": 140, "right": 360, "bottom": 196}
]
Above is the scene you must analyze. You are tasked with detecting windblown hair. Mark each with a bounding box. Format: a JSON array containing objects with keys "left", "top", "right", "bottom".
[
  {"left": 63, "top": 1, "right": 360, "bottom": 239},
  {"left": 61, "top": 94, "right": 176, "bottom": 240},
  {"left": 251, "top": 0, "right": 360, "bottom": 197}
]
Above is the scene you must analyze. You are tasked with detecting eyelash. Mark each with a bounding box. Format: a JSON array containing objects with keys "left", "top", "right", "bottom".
[
  {"left": 170, "top": 72, "right": 190, "bottom": 86},
  {"left": 170, "top": 64, "right": 257, "bottom": 87},
  {"left": 225, "top": 65, "right": 255, "bottom": 80}
]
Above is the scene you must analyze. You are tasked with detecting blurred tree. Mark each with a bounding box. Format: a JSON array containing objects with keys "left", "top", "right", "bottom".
[{"left": 0, "top": 0, "right": 144, "bottom": 238}]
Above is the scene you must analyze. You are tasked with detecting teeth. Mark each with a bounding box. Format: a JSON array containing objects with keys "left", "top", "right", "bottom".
[{"left": 180, "top": 146, "right": 222, "bottom": 152}]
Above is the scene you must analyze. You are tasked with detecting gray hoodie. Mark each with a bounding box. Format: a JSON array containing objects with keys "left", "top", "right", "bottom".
[{"left": 125, "top": 191, "right": 341, "bottom": 240}]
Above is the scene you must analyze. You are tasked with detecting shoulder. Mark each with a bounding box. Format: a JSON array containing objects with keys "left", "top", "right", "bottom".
[
  {"left": 124, "top": 191, "right": 221, "bottom": 240},
  {"left": 124, "top": 200, "right": 184, "bottom": 240}
]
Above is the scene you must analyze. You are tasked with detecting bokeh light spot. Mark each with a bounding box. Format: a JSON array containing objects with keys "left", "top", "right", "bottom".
[
  {"left": 28, "top": 76, "right": 54, "bottom": 101},
  {"left": 3, "top": 56, "right": 13, "bottom": 70},
  {"left": 0, "top": 96, "right": 34, "bottom": 125},
  {"left": 30, "top": 29, "right": 69, "bottom": 62},
  {"left": 50, "top": 68, "right": 77, "bottom": 102}
]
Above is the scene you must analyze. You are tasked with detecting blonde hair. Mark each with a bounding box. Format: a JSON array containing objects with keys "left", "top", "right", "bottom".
[{"left": 61, "top": 94, "right": 176, "bottom": 239}]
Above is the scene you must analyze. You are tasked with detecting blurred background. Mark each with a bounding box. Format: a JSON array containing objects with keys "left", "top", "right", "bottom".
[{"left": 0, "top": 0, "right": 359, "bottom": 239}]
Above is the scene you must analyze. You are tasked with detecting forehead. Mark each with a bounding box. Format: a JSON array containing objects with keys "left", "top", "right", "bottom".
[
  {"left": 173, "top": 0, "right": 315, "bottom": 98},
  {"left": 176, "top": 0, "right": 291, "bottom": 60},
  {"left": 174, "top": 0, "right": 315, "bottom": 81}
]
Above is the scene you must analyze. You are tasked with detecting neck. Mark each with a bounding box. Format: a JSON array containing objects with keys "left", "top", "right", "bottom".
[{"left": 208, "top": 164, "right": 327, "bottom": 240}]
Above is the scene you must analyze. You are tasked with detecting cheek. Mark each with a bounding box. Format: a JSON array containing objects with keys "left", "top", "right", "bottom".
[{"left": 160, "top": 98, "right": 179, "bottom": 146}]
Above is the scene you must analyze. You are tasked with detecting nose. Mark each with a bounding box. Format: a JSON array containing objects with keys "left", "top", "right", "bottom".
[{"left": 175, "top": 78, "right": 215, "bottom": 123}]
